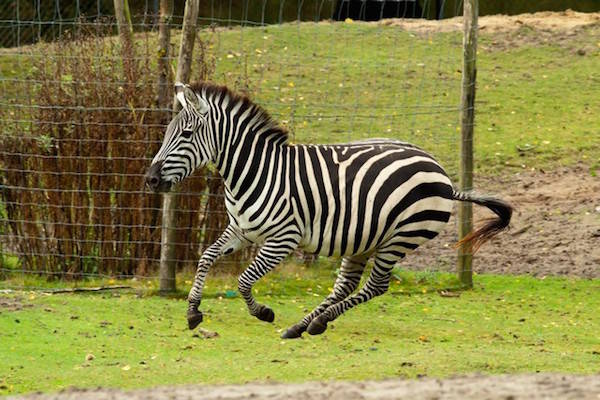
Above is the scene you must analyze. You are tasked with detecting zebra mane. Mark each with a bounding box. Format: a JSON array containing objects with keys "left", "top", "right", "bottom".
[{"left": 190, "top": 82, "right": 289, "bottom": 144}]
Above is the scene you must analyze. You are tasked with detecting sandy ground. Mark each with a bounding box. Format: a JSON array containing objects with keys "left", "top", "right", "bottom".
[
  {"left": 380, "top": 9, "right": 600, "bottom": 34},
  {"left": 381, "top": 9, "right": 600, "bottom": 54},
  {"left": 10, "top": 374, "right": 600, "bottom": 400},
  {"left": 411, "top": 165, "right": 600, "bottom": 278}
]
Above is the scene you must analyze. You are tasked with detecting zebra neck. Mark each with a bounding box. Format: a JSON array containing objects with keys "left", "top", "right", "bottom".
[{"left": 217, "top": 132, "right": 288, "bottom": 201}]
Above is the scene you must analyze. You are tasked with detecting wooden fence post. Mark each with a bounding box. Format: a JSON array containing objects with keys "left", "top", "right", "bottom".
[
  {"left": 457, "top": 0, "right": 478, "bottom": 287},
  {"left": 157, "top": 0, "right": 173, "bottom": 109},
  {"left": 113, "top": 0, "right": 134, "bottom": 80},
  {"left": 159, "top": 0, "right": 200, "bottom": 293}
]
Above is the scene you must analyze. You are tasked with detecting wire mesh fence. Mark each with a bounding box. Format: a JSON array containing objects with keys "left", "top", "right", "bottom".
[{"left": 0, "top": 0, "right": 465, "bottom": 287}]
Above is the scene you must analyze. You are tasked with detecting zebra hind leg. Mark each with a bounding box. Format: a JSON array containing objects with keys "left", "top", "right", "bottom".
[
  {"left": 281, "top": 255, "right": 367, "bottom": 339},
  {"left": 306, "top": 252, "right": 400, "bottom": 336}
]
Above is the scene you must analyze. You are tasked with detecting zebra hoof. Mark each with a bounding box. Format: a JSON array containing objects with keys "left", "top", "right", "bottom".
[
  {"left": 281, "top": 324, "right": 306, "bottom": 339},
  {"left": 256, "top": 305, "right": 275, "bottom": 323},
  {"left": 307, "top": 315, "right": 328, "bottom": 336},
  {"left": 187, "top": 310, "right": 203, "bottom": 330}
]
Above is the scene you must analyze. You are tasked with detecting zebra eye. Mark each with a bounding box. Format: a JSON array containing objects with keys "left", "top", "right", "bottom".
[{"left": 181, "top": 129, "right": 193, "bottom": 139}]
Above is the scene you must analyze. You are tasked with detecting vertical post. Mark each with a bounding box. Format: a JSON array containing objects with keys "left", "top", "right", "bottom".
[
  {"left": 159, "top": 0, "right": 200, "bottom": 293},
  {"left": 113, "top": 0, "right": 134, "bottom": 80},
  {"left": 113, "top": 0, "right": 133, "bottom": 45},
  {"left": 157, "top": 0, "right": 173, "bottom": 109},
  {"left": 457, "top": 0, "right": 478, "bottom": 287}
]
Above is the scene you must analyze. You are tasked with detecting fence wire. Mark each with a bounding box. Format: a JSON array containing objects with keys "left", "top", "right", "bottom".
[{"left": 0, "top": 0, "right": 464, "bottom": 287}]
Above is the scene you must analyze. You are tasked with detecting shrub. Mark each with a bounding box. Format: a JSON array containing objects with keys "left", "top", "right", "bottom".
[{"left": 0, "top": 21, "right": 232, "bottom": 278}]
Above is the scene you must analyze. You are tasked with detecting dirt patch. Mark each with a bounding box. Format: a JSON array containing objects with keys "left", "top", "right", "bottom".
[
  {"left": 10, "top": 374, "right": 600, "bottom": 400},
  {"left": 379, "top": 10, "right": 600, "bottom": 53},
  {"left": 379, "top": 9, "right": 600, "bottom": 34},
  {"left": 410, "top": 165, "right": 600, "bottom": 278},
  {"left": 0, "top": 296, "right": 32, "bottom": 313}
]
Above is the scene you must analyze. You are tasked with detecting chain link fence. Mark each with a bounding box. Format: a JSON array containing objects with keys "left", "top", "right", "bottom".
[{"left": 0, "top": 0, "right": 465, "bottom": 286}]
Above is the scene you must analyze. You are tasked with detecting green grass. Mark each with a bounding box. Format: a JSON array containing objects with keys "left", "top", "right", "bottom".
[
  {"left": 1, "top": 19, "right": 599, "bottom": 396},
  {"left": 2, "top": 21, "right": 598, "bottom": 176},
  {"left": 1, "top": 270, "right": 599, "bottom": 395},
  {"left": 208, "top": 22, "right": 600, "bottom": 174}
]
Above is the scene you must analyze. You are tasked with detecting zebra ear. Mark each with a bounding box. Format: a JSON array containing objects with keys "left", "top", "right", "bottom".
[{"left": 174, "top": 82, "right": 209, "bottom": 115}]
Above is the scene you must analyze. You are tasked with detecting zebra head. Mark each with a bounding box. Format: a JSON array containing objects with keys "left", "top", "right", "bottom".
[{"left": 145, "top": 83, "right": 211, "bottom": 192}]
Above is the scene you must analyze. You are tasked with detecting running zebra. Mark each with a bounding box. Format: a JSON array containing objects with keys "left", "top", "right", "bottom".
[{"left": 145, "top": 82, "right": 512, "bottom": 338}]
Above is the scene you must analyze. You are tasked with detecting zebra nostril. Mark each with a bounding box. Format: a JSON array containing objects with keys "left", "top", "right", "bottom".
[
  {"left": 145, "top": 174, "right": 160, "bottom": 189},
  {"left": 145, "top": 161, "right": 165, "bottom": 191}
]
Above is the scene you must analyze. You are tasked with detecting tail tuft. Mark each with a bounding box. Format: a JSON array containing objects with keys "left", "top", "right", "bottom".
[{"left": 453, "top": 190, "right": 513, "bottom": 252}]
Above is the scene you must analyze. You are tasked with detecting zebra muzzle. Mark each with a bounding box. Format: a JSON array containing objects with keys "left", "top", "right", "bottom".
[{"left": 145, "top": 161, "right": 172, "bottom": 193}]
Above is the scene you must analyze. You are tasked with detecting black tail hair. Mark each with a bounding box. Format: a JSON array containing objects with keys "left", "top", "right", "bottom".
[{"left": 453, "top": 190, "right": 513, "bottom": 252}]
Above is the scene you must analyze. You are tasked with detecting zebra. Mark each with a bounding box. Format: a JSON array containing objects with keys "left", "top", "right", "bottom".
[{"left": 145, "top": 82, "right": 512, "bottom": 338}]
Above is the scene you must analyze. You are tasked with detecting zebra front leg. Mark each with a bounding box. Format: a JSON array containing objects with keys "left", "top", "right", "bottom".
[
  {"left": 187, "top": 226, "right": 249, "bottom": 330},
  {"left": 307, "top": 254, "right": 397, "bottom": 336},
  {"left": 281, "top": 255, "right": 367, "bottom": 339},
  {"left": 238, "top": 237, "right": 299, "bottom": 323}
]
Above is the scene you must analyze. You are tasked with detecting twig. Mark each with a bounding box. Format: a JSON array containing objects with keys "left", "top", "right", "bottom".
[
  {"left": 438, "top": 290, "right": 461, "bottom": 298},
  {"left": 516, "top": 144, "right": 537, "bottom": 153},
  {"left": 512, "top": 224, "right": 532, "bottom": 235},
  {"left": 431, "top": 317, "right": 457, "bottom": 322},
  {"left": 42, "top": 285, "right": 132, "bottom": 294}
]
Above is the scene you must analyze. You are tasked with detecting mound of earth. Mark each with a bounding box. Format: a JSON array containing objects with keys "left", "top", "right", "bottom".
[{"left": 379, "top": 9, "right": 600, "bottom": 34}]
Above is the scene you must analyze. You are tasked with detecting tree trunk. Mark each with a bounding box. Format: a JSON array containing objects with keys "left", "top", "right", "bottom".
[
  {"left": 113, "top": 0, "right": 135, "bottom": 82},
  {"left": 157, "top": 0, "right": 173, "bottom": 110},
  {"left": 159, "top": 0, "right": 200, "bottom": 293}
]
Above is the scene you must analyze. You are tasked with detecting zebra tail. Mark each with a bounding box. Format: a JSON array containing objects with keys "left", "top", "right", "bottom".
[{"left": 453, "top": 190, "right": 513, "bottom": 252}]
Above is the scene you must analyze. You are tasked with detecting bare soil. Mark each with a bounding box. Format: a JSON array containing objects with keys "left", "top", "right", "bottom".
[
  {"left": 380, "top": 9, "right": 600, "bottom": 53},
  {"left": 380, "top": 9, "right": 600, "bottom": 34},
  {"left": 0, "top": 296, "right": 32, "bottom": 313},
  {"left": 411, "top": 165, "right": 600, "bottom": 278},
  {"left": 12, "top": 374, "right": 600, "bottom": 400}
]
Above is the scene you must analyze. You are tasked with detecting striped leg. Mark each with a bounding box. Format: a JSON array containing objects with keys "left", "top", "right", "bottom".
[
  {"left": 307, "top": 253, "right": 399, "bottom": 335},
  {"left": 187, "top": 225, "right": 249, "bottom": 330},
  {"left": 281, "top": 255, "right": 367, "bottom": 339},
  {"left": 238, "top": 237, "right": 299, "bottom": 323}
]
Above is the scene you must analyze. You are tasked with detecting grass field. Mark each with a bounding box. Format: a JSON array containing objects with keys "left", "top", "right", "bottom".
[
  {"left": 1, "top": 18, "right": 599, "bottom": 397},
  {"left": 1, "top": 21, "right": 598, "bottom": 175},
  {"left": 208, "top": 22, "right": 600, "bottom": 174},
  {"left": 1, "top": 268, "right": 599, "bottom": 395}
]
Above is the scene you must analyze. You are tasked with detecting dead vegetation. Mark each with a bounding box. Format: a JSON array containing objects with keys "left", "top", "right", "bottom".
[{"left": 0, "top": 22, "right": 231, "bottom": 278}]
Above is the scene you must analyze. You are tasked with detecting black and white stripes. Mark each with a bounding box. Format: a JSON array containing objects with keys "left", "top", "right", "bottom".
[{"left": 145, "top": 82, "right": 512, "bottom": 338}]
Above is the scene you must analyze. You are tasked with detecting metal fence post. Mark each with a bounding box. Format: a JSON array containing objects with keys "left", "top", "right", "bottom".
[
  {"left": 457, "top": 0, "right": 478, "bottom": 287},
  {"left": 159, "top": 0, "right": 200, "bottom": 293}
]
